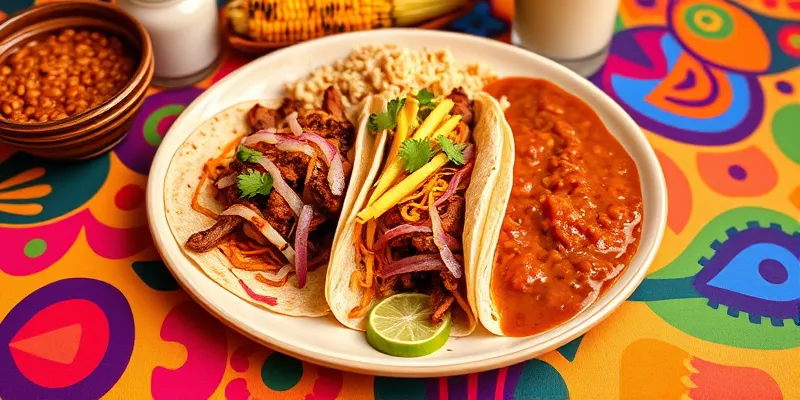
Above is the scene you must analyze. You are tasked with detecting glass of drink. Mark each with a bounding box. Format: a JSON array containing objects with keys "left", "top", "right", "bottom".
[{"left": 512, "top": 0, "right": 620, "bottom": 77}]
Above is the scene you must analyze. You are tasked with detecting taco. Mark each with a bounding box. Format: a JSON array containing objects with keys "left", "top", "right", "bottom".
[
  {"left": 164, "top": 87, "right": 380, "bottom": 316},
  {"left": 326, "top": 88, "right": 513, "bottom": 335}
]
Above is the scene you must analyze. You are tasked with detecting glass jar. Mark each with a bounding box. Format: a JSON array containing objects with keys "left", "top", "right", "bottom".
[
  {"left": 117, "top": 0, "right": 221, "bottom": 88},
  {"left": 512, "top": 0, "right": 620, "bottom": 77}
]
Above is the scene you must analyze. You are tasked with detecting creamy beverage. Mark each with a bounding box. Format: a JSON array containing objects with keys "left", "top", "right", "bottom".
[{"left": 512, "top": 0, "right": 620, "bottom": 75}]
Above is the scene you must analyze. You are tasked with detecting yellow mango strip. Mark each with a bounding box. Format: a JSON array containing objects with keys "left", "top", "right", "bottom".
[
  {"left": 357, "top": 153, "right": 450, "bottom": 222},
  {"left": 425, "top": 114, "right": 462, "bottom": 142},
  {"left": 367, "top": 160, "right": 402, "bottom": 206},
  {"left": 412, "top": 99, "right": 454, "bottom": 139},
  {"left": 367, "top": 115, "right": 460, "bottom": 206},
  {"left": 385, "top": 98, "right": 419, "bottom": 168}
]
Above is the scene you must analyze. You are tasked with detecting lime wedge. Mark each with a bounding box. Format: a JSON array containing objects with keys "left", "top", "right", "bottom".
[{"left": 366, "top": 293, "right": 451, "bottom": 357}]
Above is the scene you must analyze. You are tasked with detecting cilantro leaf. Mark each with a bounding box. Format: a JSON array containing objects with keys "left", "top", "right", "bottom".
[
  {"left": 414, "top": 89, "right": 438, "bottom": 126},
  {"left": 416, "top": 88, "right": 436, "bottom": 107},
  {"left": 237, "top": 169, "right": 273, "bottom": 198},
  {"left": 367, "top": 97, "right": 406, "bottom": 133},
  {"left": 388, "top": 97, "right": 406, "bottom": 118},
  {"left": 237, "top": 145, "right": 262, "bottom": 163},
  {"left": 398, "top": 138, "right": 435, "bottom": 172},
  {"left": 437, "top": 136, "right": 467, "bottom": 165},
  {"left": 367, "top": 112, "right": 393, "bottom": 133}
]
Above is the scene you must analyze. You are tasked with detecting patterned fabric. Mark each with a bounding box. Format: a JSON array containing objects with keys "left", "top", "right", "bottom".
[{"left": 1, "top": 0, "right": 798, "bottom": 399}]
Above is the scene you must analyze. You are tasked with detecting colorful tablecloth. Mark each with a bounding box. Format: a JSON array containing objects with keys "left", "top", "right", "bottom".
[{"left": 1, "top": 0, "right": 799, "bottom": 399}]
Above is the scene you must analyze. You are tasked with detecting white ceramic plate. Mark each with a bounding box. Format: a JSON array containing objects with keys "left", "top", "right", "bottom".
[{"left": 146, "top": 29, "right": 667, "bottom": 377}]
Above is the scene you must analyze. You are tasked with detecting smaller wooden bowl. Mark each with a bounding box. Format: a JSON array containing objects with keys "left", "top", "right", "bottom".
[
  {"left": 222, "top": 0, "right": 478, "bottom": 54},
  {"left": 0, "top": 0, "right": 154, "bottom": 160}
]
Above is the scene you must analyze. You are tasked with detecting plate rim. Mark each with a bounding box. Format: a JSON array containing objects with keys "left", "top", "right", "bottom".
[{"left": 146, "top": 28, "right": 667, "bottom": 377}]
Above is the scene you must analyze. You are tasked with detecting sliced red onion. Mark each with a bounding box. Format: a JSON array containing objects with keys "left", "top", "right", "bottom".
[
  {"left": 216, "top": 174, "right": 236, "bottom": 189},
  {"left": 434, "top": 162, "right": 473, "bottom": 207},
  {"left": 327, "top": 153, "right": 345, "bottom": 196},
  {"left": 429, "top": 201, "right": 463, "bottom": 279},
  {"left": 221, "top": 204, "right": 295, "bottom": 264},
  {"left": 373, "top": 224, "right": 461, "bottom": 251},
  {"left": 262, "top": 264, "right": 293, "bottom": 281},
  {"left": 462, "top": 143, "right": 476, "bottom": 163},
  {"left": 287, "top": 112, "right": 303, "bottom": 136},
  {"left": 383, "top": 254, "right": 464, "bottom": 278},
  {"left": 256, "top": 158, "right": 303, "bottom": 216},
  {"left": 277, "top": 141, "right": 315, "bottom": 158},
  {"left": 244, "top": 131, "right": 289, "bottom": 146},
  {"left": 294, "top": 205, "right": 313, "bottom": 288},
  {"left": 245, "top": 130, "right": 336, "bottom": 166},
  {"left": 299, "top": 132, "right": 337, "bottom": 163}
]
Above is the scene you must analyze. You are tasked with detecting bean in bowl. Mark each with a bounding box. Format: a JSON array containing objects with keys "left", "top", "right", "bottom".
[{"left": 0, "top": 28, "right": 135, "bottom": 123}]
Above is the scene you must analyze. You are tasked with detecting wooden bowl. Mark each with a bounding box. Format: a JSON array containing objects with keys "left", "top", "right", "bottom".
[
  {"left": 221, "top": 0, "right": 478, "bottom": 54},
  {"left": 0, "top": 0, "right": 154, "bottom": 160}
]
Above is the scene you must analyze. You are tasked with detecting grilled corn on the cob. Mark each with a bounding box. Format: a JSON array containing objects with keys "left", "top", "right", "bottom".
[{"left": 227, "top": 0, "right": 467, "bottom": 43}]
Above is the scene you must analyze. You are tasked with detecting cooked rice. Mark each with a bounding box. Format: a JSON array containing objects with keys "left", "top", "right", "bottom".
[{"left": 285, "top": 45, "right": 498, "bottom": 108}]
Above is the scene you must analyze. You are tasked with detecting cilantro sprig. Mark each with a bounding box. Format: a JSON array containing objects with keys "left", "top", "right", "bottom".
[
  {"left": 237, "top": 145, "right": 262, "bottom": 163},
  {"left": 398, "top": 138, "right": 435, "bottom": 172},
  {"left": 437, "top": 136, "right": 467, "bottom": 165},
  {"left": 367, "top": 97, "right": 406, "bottom": 133},
  {"left": 237, "top": 170, "right": 273, "bottom": 198},
  {"left": 416, "top": 88, "right": 436, "bottom": 107},
  {"left": 415, "top": 88, "right": 439, "bottom": 125}
]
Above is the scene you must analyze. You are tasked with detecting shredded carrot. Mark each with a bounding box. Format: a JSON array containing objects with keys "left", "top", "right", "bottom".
[
  {"left": 191, "top": 135, "right": 245, "bottom": 220},
  {"left": 240, "top": 248, "right": 272, "bottom": 255},
  {"left": 220, "top": 243, "right": 280, "bottom": 272},
  {"left": 191, "top": 172, "right": 218, "bottom": 220},
  {"left": 349, "top": 270, "right": 364, "bottom": 291},
  {"left": 400, "top": 205, "right": 422, "bottom": 222},
  {"left": 255, "top": 272, "right": 291, "bottom": 287},
  {"left": 353, "top": 222, "right": 364, "bottom": 266},
  {"left": 348, "top": 283, "right": 374, "bottom": 319},
  {"left": 362, "top": 220, "right": 377, "bottom": 288}
]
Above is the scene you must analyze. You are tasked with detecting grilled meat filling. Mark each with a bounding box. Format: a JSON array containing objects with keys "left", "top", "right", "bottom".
[
  {"left": 248, "top": 104, "right": 279, "bottom": 131},
  {"left": 186, "top": 86, "right": 354, "bottom": 256},
  {"left": 447, "top": 87, "right": 474, "bottom": 127},
  {"left": 365, "top": 88, "right": 475, "bottom": 323},
  {"left": 186, "top": 215, "right": 243, "bottom": 252}
]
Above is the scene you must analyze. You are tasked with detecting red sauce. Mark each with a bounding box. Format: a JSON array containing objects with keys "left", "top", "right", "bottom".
[{"left": 484, "top": 77, "right": 643, "bottom": 337}]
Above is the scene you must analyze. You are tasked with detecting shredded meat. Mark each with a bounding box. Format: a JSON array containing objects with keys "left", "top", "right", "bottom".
[
  {"left": 185, "top": 215, "right": 242, "bottom": 252},
  {"left": 188, "top": 89, "right": 355, "bottom": 260},
  {"left": 298, "top": 111, "right": 354, "bottom": 154},
  {"left": 440, "top": 271, "right": 459, "bottom": 292},
  {"left": 430, "top": 282, "right": 455, "bottom": 324},
  {"left": 381, "top": 208, "right": 404, "bottom": 229},
  {"left": 263, "top": 192, "right": 295, "bottom": 237},
  {"left": 309, "top": 209, "right": 327, "bottom": 231},
  {"left": 249, "top": 142, "right": 309, "bottom": 189},
  {"left": 447, "top": 87, "right": 474, "bottom": 127},
  {"left": 378, "top": 275, "right": 398, "bottom": 297},
  {"left": 400, "top": 274, "right": 413, "bottom": 289},
  {"left": 322, "top": 86, "right": 346, "bottom": 120},
  {"left": 278, "top": 98, "right": 303, "bottom": 118},
  {"left": 411, "top": 234, "right": 437, "bottom": 253},
  {"left": 439, "top": 195, "right": 465, "bottom": 235},
  {"left": 306, "top": 161, "right": 344, "bottom": 214},
  {"left": 248, "top": 104, "right": 279, "bottom": 131}
]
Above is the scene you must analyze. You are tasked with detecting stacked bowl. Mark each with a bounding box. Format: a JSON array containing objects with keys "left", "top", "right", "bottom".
[{"left": 0, "top": 1, "right": 153, "bottom": 160}]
